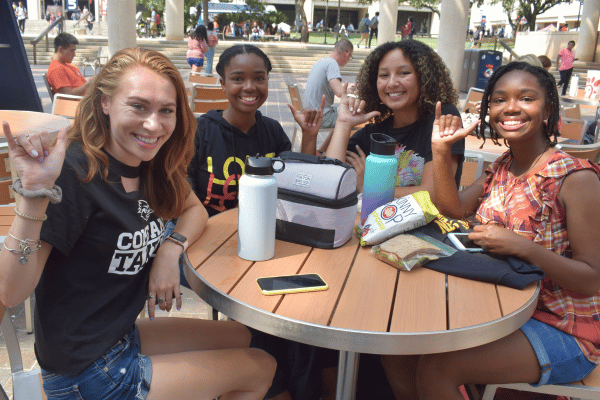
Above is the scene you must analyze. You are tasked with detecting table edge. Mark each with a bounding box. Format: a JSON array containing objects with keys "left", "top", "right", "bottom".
[
  {"left": 184, "top": 254, "right": 540, "bottom": 355},
  {"left": 560, "top": 96, "right": 600, "bottom": 108}
]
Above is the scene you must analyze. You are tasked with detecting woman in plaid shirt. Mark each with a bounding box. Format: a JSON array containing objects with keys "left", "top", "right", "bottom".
[{"left": 382, "top": 61, "right": 600, "bottom": 399}]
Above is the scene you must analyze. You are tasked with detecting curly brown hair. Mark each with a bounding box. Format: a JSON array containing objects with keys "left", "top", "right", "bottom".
[
  {"left": 68, "top": 47, "right": 196, "bottom": 220},
  {"left": 355, "top": 40, "right": 458, "bottom": 123}
]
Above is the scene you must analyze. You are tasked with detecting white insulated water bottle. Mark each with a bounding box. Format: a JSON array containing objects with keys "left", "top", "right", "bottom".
[{"left": 237, "top": 156, "right": 285, "bottom": 261}]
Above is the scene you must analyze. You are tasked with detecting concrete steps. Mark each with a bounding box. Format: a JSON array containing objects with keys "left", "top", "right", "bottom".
[
  {"left": 549, "top": 63, "right": 600, "bottom": 89},
  {"left": 22, "top": 36, "right": 367, "bottom": 75},
  {"left": 22, "top": 35, "right": 600, "bottom": 87}
]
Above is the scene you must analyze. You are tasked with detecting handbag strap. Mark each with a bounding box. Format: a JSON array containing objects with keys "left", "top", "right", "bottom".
[{"left": 279, "top": 151, "right": 350, "bottom": 168}]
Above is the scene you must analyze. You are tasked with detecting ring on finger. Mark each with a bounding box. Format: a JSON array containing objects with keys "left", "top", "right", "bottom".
[
  {"left": 157, "top": 298, "right": 165, "bottom": 304},
  {"left": 147, "top": 294, "right": 154, "bottom": 300},
  {"left": 26, "top": 133, "right": 31, "bottom": 139},
  {"left": 347, "top": 94, "right": 358, "bottom": 98}
]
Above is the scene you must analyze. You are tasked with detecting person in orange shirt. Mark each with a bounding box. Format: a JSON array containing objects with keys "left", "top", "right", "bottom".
[{"left": 47, "top": 33, "right": 94, "bottom": 96}]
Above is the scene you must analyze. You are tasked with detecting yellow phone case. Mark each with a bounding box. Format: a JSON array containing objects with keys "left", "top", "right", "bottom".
[{"left": 256, "top": 274, "right": 328, "bottom": 296}]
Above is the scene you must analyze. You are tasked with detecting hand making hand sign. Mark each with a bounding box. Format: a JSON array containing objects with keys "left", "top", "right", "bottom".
[
  {"left": 3, "top": 122, "right": 68, "bottom": 192},
  {"left": 431, "top": 101, "right": 479, "bottom": 152}
]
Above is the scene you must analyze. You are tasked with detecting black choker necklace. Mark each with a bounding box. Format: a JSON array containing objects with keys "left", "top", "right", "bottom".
[{"left": 102, "top": 149, "right": 142, "bottom": 178}]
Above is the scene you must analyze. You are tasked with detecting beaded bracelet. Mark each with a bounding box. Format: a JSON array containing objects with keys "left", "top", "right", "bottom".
[
  {"left": 4, "top": 231, "right": 41, "bottom": 264},
  {"left": 12, "top": 178, "right": 62, "bottom": 204},
  {"left": 14, "top": 207, "right": 47, "bottom": 222}
]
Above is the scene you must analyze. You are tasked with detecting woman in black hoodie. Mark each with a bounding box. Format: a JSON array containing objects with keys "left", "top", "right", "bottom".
[
  {"left": 187, "top": 44, "right": 334, "bottom": 400},
  {"left": 188, "top": 44, "right": 323, "bottom": 216}
]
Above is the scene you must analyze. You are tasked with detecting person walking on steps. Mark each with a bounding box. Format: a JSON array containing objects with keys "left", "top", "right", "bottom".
[
  {"left": 357, "top": 13, "right": 370, "bottom": 48},
  {"left": 368, "top": 12, "right": 379, "bottom": 48},
  {"left": 556, "top": 40, "right": 578, "bottom": 96}
]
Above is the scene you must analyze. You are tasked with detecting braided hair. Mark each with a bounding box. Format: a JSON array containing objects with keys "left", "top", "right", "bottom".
[
  {"left": 477, "top": 62, "right": 560, "bottom": 147},
  {"left": 216, "top": 44, "right": 272, "bottom": 80},
  {"left": 355, "top": 40, "right": 458, "bottom": 123}
]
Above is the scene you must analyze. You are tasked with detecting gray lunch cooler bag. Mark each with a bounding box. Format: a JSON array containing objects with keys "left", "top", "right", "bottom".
[{"left": 274, "top": 151, "right": 358, "bottom": 248}]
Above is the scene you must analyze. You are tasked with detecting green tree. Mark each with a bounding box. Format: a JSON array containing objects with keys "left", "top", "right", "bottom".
[
  {"left": 215, "top": 0, "right": 286, "bottom": 36},
  {"left": 356, "top": 0, "right": 441, "bottom": 15},
  {"left": 476, "top": 0, "right": 573, "bottom": 33},
  {"left": 136, "top": 0, "right": 199, "bottom": 34}
]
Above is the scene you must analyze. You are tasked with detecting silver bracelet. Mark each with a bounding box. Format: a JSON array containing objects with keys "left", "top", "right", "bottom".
[
  {"left": 12, "top": 178, "right": 62, "bottom": 204},
  {"left": 4, "top": 231, "right": 41, "bottom": 264}
]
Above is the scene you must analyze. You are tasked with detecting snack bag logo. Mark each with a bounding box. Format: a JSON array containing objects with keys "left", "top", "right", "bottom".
[
  {"left": 381, "top": 205, "right": 397, "bottom": 220},
  {"left": 362, "top": 224, "right": 371, "bottom": 237},
  {"left": 383, "top": 197, "right": 418, "bottom": 225}
]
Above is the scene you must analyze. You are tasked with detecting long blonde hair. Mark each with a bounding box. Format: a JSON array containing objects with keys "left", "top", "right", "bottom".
[{"left": 69, "top": 47, "right": 196, "bottom": 220}]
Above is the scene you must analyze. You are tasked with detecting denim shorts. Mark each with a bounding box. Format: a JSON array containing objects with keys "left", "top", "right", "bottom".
[
  {"left": 41, "top": 325, "right": 152, "bottom": 400},
  {"left": 520, "top": 318, "right": 596, "bottom": 386},
  {"left": 187, "top": 57, "right": 204, "bottom": 67}
]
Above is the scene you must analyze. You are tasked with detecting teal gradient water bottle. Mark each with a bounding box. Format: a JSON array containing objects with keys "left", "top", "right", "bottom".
[{"left": 360, "top": 133, "right": 397, "bottom": 221}]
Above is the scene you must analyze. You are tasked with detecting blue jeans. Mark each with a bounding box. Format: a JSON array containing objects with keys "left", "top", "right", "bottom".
[
  {"left": 558, "top": 68, "right": 573, "bottom": 96},
  {"left": 520, "top": 318, "right": 596, "bottom": 386},
  {"left": 41, "top": 326, "right": 152, "bottom": 400},
  {"left": 205, "top": 47, "right": 215, "bottom": 75}
]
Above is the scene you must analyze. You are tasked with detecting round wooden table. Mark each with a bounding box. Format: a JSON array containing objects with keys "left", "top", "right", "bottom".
[
  {"left": 184, "top": 209, "right": 540, "bottom": 400},
  {"left": 0, "top": 110, "right": 71, "bottom": 142}
]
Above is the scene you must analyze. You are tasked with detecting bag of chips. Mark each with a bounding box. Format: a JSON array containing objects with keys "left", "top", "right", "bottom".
[{"left": 355, "top": 191, "right": 439, "bottom": 246}]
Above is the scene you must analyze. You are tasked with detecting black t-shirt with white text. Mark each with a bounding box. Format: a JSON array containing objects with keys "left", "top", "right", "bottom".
[
  {"left": 348, "top": 104, "right": 464, "bottom": 188},
  {"left": 36, "top": 143, "right": 165, "bottom": 376}
]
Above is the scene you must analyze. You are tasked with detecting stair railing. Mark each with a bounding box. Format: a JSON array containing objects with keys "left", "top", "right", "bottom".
[
  {"left": 31, "top": 15, "right": 65, "bottom": 65},
  {"left": 497, "top": 38, "right": 519, "bottom": 62},
  {"left": 74, "top": 11, "right": 90, "bottom": 28}
]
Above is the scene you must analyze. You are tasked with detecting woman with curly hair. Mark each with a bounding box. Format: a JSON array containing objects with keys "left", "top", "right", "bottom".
[
  {"left": 325, "top": 40, "right": 464, "bottom": 201},
  {"left": 0, "top": 47, "right": 276, "bottom": 400}
]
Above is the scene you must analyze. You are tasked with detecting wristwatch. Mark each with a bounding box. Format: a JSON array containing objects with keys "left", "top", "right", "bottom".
[{"left": 165, "top": 231, "right": 189, "bottom": 252}]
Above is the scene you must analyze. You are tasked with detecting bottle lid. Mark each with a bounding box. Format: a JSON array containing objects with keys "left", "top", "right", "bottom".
[
  {"left": 370, "top": 133, "right": 397, "bottom": 156},
  {"left": 244, "top": 155, "right": 285, "bottom": 175}
]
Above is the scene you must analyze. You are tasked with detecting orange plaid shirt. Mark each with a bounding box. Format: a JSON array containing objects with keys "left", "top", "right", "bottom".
[{"left": 477, "top": 150, "right": 600, "bottom": 363}]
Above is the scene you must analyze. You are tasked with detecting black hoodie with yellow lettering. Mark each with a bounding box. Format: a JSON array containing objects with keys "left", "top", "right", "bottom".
[{"left": 188, "top": 109, "right": 291, "bottom": 216}]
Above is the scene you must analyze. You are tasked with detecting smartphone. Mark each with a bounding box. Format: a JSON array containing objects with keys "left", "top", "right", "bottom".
[
  {"left": 447, "top": 232, "right": 484, "bottom": 252},
  {"left": 256, "top": 273, "right": 328, "bottom": 296}
]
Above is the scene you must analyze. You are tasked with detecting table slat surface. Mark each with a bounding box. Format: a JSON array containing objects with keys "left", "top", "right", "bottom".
[
  {"left": 276, "top": 236, "right": 359, "bottom": 324},
  {"left": 497, "top": 282, "right": 538, "bottom": 316},
  {"left": 230, "top": 241, "right": 310, "bottom": 312},
  {"left": 329, "top": 245, "right": 398, "bottom": 331},
  {"left": 391, "top": 268, "right": 447, "bottom": 332},
  {"left": 448, "top": 275, "right": 502, "bottom": 329},
  {"left": 199, "top": 235, "right": 253, "bottom": 294},
  {"left": 187, "top": 209, "right": 539, "bottom": 355}
]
